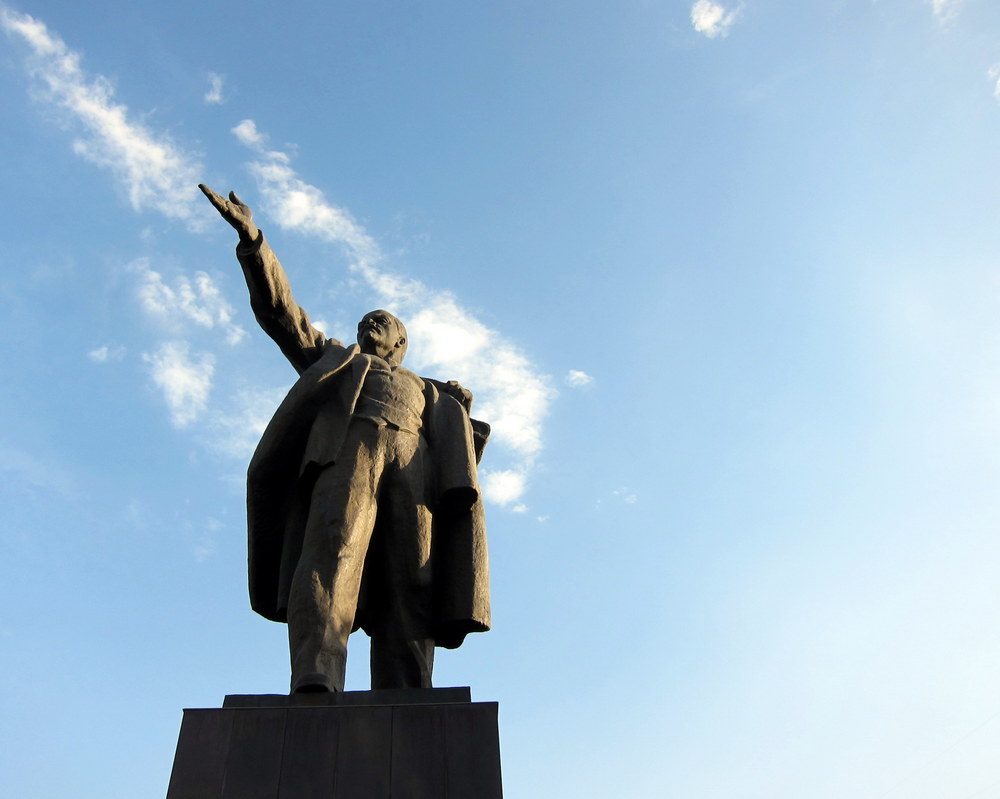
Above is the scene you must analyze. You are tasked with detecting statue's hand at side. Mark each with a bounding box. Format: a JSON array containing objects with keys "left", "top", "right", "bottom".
[
  {"left": 442, "top": 380, "right": 474, "bottom": 413},
  {"left": 199, "top": 184, "right": 260, "bottom": 244}
]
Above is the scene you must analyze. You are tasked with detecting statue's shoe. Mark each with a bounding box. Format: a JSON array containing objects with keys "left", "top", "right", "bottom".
[{"left": 291, "top": 672, "right": 337, "bottom": 693}]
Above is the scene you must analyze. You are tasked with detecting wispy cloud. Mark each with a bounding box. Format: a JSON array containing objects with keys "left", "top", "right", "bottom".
[
  {"left": 143, "top": 341, "right": 215, "bottom": 427},
  {"left": 930, "top": 0, "right": 963, "bottom": 24},
  {"left": 596, "top": 487, "right": 639, "bottom": 509},
  {"left": 87, "top": 344, "right": 126, "bottom": 363},
  {"left": 0, "top": 444, "right": 78, "bottom": 499},
  {"left": 193, "top": 540, "right": 217, "bottom": 562},
  {"left": 988, "top": 64, "right": 1000, "bottom": 103},
  {"left": 232, "top": 118, "right": 267, "bottom": 150},
  {"left": 232, "top": 119, "right": 378, "bottom": 263},
  {"left": 566, "top": 369, "right": 593, "bottom": 388},
  {"left": 0, "top": 8, "right": 203, "bottom": 225},
  {"left": 481, "top": 469, "right": 527, "bottom": 506},
  {"left": 204, "top": 72, "right": 225, "bottom": 105},
  {"left": 690, "top": 0, "right": 740, "bottom": 39},
  {"left": 232, "top": 120, "right": 555, "bottom": 506},
  {"left": 613, "top": 488, "right": 639, "bottom": 505},
  {"left": 130, "top": 258, "right": 245, "bottom": 345},
  {"left": 206, "top": 386, "right": 289, "bottom": 460}
]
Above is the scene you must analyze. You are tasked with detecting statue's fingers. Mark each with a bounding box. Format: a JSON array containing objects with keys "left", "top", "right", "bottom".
[
  {"left": 229, "top": 190, "right": 245, "bottom": 207},
  {"left": 199, "top": 184, "right": 226, "bottom": 209}
]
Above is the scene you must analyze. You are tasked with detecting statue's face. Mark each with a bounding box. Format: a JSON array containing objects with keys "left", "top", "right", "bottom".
[{"left": 357, "top": 310, "right": 406, "bottom": 363}]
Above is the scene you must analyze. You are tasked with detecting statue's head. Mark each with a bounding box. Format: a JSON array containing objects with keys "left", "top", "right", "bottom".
[{"left": 357, "top": 309, "right": 408, "bottom": 365}]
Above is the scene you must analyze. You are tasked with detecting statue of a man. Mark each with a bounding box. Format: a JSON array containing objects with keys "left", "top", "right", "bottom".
[{"left": 200, "top": 185, "right": 491, "bottom": 693}]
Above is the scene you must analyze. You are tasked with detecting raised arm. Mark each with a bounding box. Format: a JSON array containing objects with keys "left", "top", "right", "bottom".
[{"left": 200, "top": 184, "right": 333, "bottom": 373}]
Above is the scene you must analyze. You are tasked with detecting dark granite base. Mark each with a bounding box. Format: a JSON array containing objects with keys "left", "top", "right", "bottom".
[
  {"left": 222, "top": 686, "right": 472, "bottom": 708},
  {"left": 165, "top": 688, "right": 502, "bottom": 799}
]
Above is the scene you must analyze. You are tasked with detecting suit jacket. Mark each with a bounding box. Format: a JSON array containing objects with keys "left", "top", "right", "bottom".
[{"left": 237, "top": 233, "right": 491, "bottom": 649}]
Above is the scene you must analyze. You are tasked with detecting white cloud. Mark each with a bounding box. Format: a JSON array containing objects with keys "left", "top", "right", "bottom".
[
  {"left": 0, "top": 9, "right": 203, "bottom": 225},
  {"left": 193, "top": 539, "right": 217, "bottom": 563},
  {"left": 0, "top": 445, "right": 78, "bottom": 499},
  {"left": 690, "top": 0, "right": 740, "bottom": 39},
  {"left": 233, "top": 122, "right": 555, "bottom": 489},
  {"left": 566, "top": 369, "right": 594, "bottom": 388},
  {"left": 481, "top": 469, "right": 527, "bottom": 507},
  {"left": 930, "top": 0, "right": 963, "bottom": 24},
  {"left": 231, "top": 119, "right": 291, "bottom": 164},
  {"left": 402, "top": 293, "right": 553, "bottom": 459},
  {"left": 143, "top": 341, "right": 215, "bottom": 427},
  {"left": 204, "top": 72, "right": 225, "bottom": 105},
  {"left": 87, "top": 344, "right": 125, "bottom": 362},
  {"left": 232, "top": 118, "right": 266, "bottom": 149},
  {"left": 130, "top": 258, "right": 245, "bottom": 344},
  {"left": 613, "top": 488, "right": 639, "bottom": 505},
  {"left": 236, "top": 134, "right": 378, "bottom": 263},
  {"left": 988, "top": 64, "right": 1000, "bottom": 103},
  {"left": 206, "top": 386, "right": 288, "bottom": 459}
]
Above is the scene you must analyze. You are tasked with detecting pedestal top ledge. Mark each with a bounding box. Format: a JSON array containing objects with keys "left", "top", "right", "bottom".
[{"left": 221, "top": 686, "right": 472, "bottom": 708}]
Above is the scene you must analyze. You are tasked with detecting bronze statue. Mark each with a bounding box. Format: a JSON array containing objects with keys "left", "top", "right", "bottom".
[{"left": 200, "top": 185, "right": 490, "bottom": 693}]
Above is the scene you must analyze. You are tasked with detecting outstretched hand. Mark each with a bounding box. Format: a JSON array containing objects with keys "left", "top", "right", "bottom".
[{"left": 199, "top": 184, "right": 259, "bottom": 244}]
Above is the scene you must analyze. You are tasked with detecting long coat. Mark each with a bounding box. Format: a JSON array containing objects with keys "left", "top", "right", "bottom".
[{"left": 236, "top": 234, "right": 490, "bottom": 650}]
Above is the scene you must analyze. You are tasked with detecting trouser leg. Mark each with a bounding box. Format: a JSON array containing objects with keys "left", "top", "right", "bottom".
[
  {"left": 369, "top": 432, "right": 435, "bottom": 689},
  {"left": 286, "top": 425, "right": 379, "bottom": 692},
  {"left": 371, "top": 633, "right": 435, "bottom": 689}
]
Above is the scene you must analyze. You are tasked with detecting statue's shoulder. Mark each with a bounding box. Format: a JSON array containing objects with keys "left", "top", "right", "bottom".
[
  {"left": 295, "top": 340, "right": 359, "bottom": 377},
  {"left": 319, "top": 336, "right": 350, "bottom": 352}
]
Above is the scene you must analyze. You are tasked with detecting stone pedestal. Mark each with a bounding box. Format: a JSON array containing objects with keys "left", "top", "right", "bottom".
[{"left": 165, "top": 688, "right": 502, "bottom": 799}]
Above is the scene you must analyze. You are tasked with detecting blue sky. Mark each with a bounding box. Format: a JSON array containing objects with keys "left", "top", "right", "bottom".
[{"left": 3, "top": 1, "right": 1000, "bottom": 796}]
